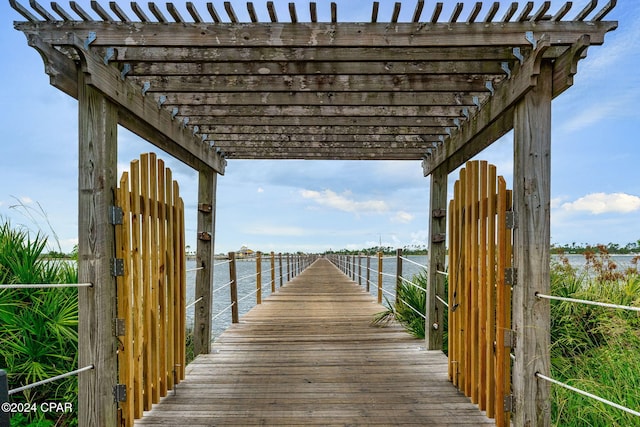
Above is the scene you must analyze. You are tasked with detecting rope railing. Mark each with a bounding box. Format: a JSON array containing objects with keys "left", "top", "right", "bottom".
[
  {"left": 7, "top": 365, "right": 94, "bottom": 396},
  {"left": 211, "top": 302, "right": 237, "bottom": 321},
  {"left": 185, "top": 296, "right": 203, "bottom": 310},
  {"left": 399, "top": 255, "right": 427, "bottom": 269},
  {"left": 536, "top": 293, "right": 640, "bottom": 312},
  {"left": 213, "top": 259, "right": 232, "bottom": 267},
  {"left": 0, "top": 282, "right": 93, "bottom": 289},
  {"left": 536, "top": 372, "right": 640, "bottom": 418},
  {"left": 399, "top": 274, "right": 427, "bottom": 293},
  {"left": 435, "top": 294, "right": 449, "bottom": 308},
  {"left": 212, "top": 280, "right": 234, "bottom": 294},
  {"left": 399, "top": 297, "right": 427, "bottom": 320},
  {"left": 185, "top": 266, "right": 204, "bottom": 273}
]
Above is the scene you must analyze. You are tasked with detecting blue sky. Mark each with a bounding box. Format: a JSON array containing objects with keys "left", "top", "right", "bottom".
[{"left": 1, "top": 1, "right": 639, "bottom": 255}]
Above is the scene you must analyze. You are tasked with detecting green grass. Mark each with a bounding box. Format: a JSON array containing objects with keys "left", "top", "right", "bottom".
[
  {"left": 549, "top": 251, "right": 640, "bottom": 426},
  {"left": 0, "top": 220, "right": 78, "bottom": 427}
]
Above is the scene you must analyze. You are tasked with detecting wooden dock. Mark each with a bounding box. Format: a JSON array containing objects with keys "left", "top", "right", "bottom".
[{"left": 136, "top": 259, "right": 494, "bottom": 426}]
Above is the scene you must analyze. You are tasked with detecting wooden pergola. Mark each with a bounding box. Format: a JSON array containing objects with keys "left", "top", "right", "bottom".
[{"left": 10, "top": 1, "right": 616, "bottom": 426}]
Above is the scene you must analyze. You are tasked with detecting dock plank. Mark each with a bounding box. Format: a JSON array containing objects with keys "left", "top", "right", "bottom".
[{"left": 136, "top": 259, "right": 494, "bottom": 426}]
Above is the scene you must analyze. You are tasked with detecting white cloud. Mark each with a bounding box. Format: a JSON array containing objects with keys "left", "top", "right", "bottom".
[
  {"left": 391, "top": 211, "right": 414, "bottom": 224},
  {"left": 300, "top": 189, "right": 388, "bottom": 214},
  {"left": 257, "top": 187, "right": 264, "bottom": 193},
  {"left": 559, "top": 192, "right": 640, "bottom": 215}
]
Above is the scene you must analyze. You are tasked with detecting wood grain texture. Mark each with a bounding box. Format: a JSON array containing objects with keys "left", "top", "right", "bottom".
[{"left": 136, "top": 259, "right": 494, "bottom": 426}]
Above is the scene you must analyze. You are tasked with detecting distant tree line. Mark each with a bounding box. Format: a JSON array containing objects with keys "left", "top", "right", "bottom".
[{"left": 551, "top": 240, "right": 640, "bottom": 255}]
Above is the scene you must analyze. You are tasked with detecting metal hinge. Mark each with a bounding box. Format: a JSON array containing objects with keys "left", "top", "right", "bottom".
[
  {"left": 112, "top": 259, "right": 125, "bottom": 277},
  {"left": 198, "top": 231, "right": 212, "bottom": 241},
  {"left": 503, "top": 394, "right": 515, "bottom": 412},
  {"left": 113, "top": 384, "right": 127, "bottom": 403},
  {"left": 114, "top": 318, "right": 125, "bottom": 337},
  {"left": 504, "top": 329, "right": 517, "bottom": 349},
  {"left": 506, "top": 210, "right": 518, "bottom": 229},
  {"left": 198, "top": 203, "right": 213, "bottom": 213},
  {"left": 432, "top": 208, "right": 447, "bottom": 218},
  {"left": 432, "top": 232, "right": 446, "bottom": 243},
  {"left": 505, "top": 267, "right": 517, "bottom": 286},
  {"left": 110, "top": 206, "right": 123, "bottom": 225}
]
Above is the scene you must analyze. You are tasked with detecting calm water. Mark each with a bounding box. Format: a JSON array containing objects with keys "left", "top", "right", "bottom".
[{"left": 186, "top": 254, "right": 638, "bottom": 341}]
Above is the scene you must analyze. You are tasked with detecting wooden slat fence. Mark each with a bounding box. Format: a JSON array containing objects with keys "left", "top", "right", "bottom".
[
  {"left": 115, "top": 152, "right": 186, "bottom": 427},
  {"left": 448, "top": 160, "right": 513, "bottom": 427}
]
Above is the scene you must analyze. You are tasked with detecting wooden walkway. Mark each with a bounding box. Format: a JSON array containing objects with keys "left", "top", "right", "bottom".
[{"left": 136, "top": 258, "right": 494, "bottom": 426}]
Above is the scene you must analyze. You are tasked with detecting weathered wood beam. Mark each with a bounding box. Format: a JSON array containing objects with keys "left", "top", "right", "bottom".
[
  {"left": 421, "top": 37, "right": 551, "bottom": 176},
  {"left": 173, "top": 105, "right": 466, "bottom": 118},
  {"left": 194, "top": 115, "right": 455, "bottom": 127},
  {"left": 193, "top": 169, "right": 216, "bottom": 356},
  {"left": 210, "top": 134, "right": 435, "bottom": 144},
  {"left": 217, "top": 145, "right": 427, "bottom": 160},
  {"left": 552, "top": 34, "right": 590, "bottom": 97},
  {"left": 132, "top": 74, "right": 496, "bottom": 93},
  {"left": 512, "top": 60, "right": 552, "bottom": 427},
  {"left": 425, "top": 165, "right": 448, "bottom": 350},
  {"left": 77, "top": 69, "right": 118, "bottom": 427},
  {"left": 160, "top": 91, "right": 484, "bottom": 107},
  {"left": 128, "top": 59, "right": 507, "bottom": 76},
  {"left": 24, "top": 33, "right": 225, "bottom": 173},
  {"left": 110, "top": 45, "right": 531, "bottom": 62},
  {"left": 16, "top": 21, "right": 617, "bottom": 48},
  {"left": 202, "top": 125, "right": 445, "bottom": 135}
]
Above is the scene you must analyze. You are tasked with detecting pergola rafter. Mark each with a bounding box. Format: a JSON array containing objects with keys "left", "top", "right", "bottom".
[{"left": 12, "top": 0, "right": 616, "bottom": 162}]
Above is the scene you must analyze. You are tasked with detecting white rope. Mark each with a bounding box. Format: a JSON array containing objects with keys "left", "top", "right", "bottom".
[
  {"left": 399, "top": 275, "right": 427, "bottom": 293},
  {"left": 436, "top": 270, "right": 449, "bottom": 276},
  {"left": 9, "top": 365, "right": 94, "bottom": 395},
  {"left": 213, "top": 259, "right": 231, "bottom": 267},
  {"left": 435, "top": 294, "right": 449, "bottom": 308},
  {"left": 399, "top": 298, "right": 427, "bottom": 320},
  {"left": 0, "top": 283, "right": 92, "bottom": 289},
  {"left": 237, "top": 288, "right": 259, "bottom": 303},
  {"left": 185, "top": 267, "right": 204, "bottom": 272},
  {"left": 380, "top": 271, "right": 395, "bottom": 279},
  {"left": 536, "top": 372, "right": 640, "bottom": 418},
  {"left": 211, "top": 302, "right": 236, "bottom": 321},
  {"left": 236, "top": 272, "right": 259, "bottom": 282},
  {"left": 536, "top": 293, "right": 640, "bottom": 312},
  {"left": 185, "top": 296, "right": 203, "bottom": 309},
  {"left": 399, "top": 256, "right": 428, "bottom": 269},
  {"left": 213, "top": 280, "right": 234, "bottom": 293},
  {"left": 380, "top": 287, "right": 395, "bottom": 298}
]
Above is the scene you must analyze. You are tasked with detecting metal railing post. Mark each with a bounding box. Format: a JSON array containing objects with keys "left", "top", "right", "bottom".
[
  {"left": 1, "top": 369, "right": 9, "bottom": 427},
  {"left": 228, "top": 252, "right": 239, "bottom": 323}
]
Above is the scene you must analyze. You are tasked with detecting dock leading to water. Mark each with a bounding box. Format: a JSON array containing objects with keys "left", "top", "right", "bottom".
[{"left": 136, "top": 258, "right": 493, "bottom": 426}]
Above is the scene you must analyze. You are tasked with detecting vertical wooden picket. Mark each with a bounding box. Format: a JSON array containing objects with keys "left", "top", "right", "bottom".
[
  {"left": 115, "top": 153, "right": 186, "bottom": 426},
  {"left": 448, "top": 160, "right": 513, "bottom": 427}
]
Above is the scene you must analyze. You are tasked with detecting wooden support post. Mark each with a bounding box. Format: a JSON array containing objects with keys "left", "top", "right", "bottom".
[
  {"left": 427, "top": 165, "right": 448, "bottom": 350},
  {"left": 512, "top": 61, "right": 552, "bottom": 427},
  {"left": 194, "top": 169, "right": 217, "bottom": 356},
  {"left": 287, "top": 254, "right": 291, "bottom": 281},
  {"left": 77, "top": 71, "right": 119, "bottom": 427},
  {"left": 358, "top": 254, "right": 362, "bottom": 286},
  {"left": 256, "top": 252, "right": 262, "bottom": 304},
  {"left": 395, "top": 248, "right": 403, "bottom": 305},
  {"left": 366, "top": 255, "right": 371, "bottom": 292},
  {"left": 377, "top": 252, "right": 383, "bottom": 304},
  {"left": 228, "top": 252, "right": 239, "bottom": 323},
  {"left": 278, "top": 253, "right": 283, "bottom": 287},
  {"left": 270, "top": 251, "right": 276, "bottom": 292}
]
